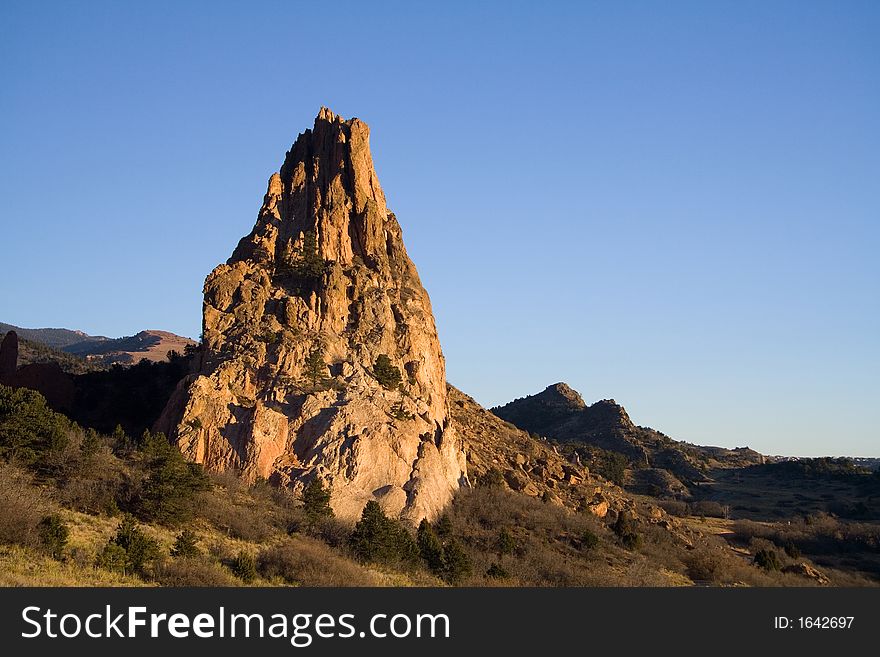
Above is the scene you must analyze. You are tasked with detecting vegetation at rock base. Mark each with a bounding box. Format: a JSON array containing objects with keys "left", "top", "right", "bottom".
[
  {"left": 0, "top": 382, "right": 877, "bottom": 588},
  {"left": 348, "top": 501, "right": 419, "bottom": 568},
  {"left": 301, "top": 478, "right": 334, "bottom": 531}
]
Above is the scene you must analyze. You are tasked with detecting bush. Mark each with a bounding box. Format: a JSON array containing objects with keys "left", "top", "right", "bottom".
[
  {"left": 755, "top": 548, "right": 781, "bottom": 572},
  {"left": 486, "top": 562, "right": 509, "bottom": 579},
  {"left": 95, "top": 543, "right": 129, "bottom": 574},
  {"left": 0, "top": 462, "right": 48, "bottom": 548},
  {"left": 170, "top": 529, "right": 201, "bottom": 558},
  {"left": 580, "top": 529, "right": 600, "bottom": 551},
  {"left": 229, "top": 551, "right": 257, "bottom": 583},
  {"left": 440, "top": 539, "right": 472, "bottom": 584},
  {"left": 98, "top": 514, "right": 160, "bottom": 576},
  {"left": 258, "top": 537, "right": 379, "bottom": 586},
  {"left": 152, "top": 557, "right": 238, "bottom": 586},
  {"left": 783, "top": 540, "right": 801, "bottom": 559},
  {"left": 348, "top": 501, "right": 418, "bottom": 567},
  {"left": 372, "top": 355, "right": 402, "bottom": 390},
  {"left": 38, "top": 515, "right": 69, "bottom": 560},
  {"left": 135, "top": 431, "right": 211, "bottom": 524},
  {"left": 497, "top": 527, "right": 516, "bottom": 558},
  {"left": 0, "top": 385, "right": 70, "bottom": 467},
  {"left": 276, "top": 230, "right": 327, "bottom": 293}
]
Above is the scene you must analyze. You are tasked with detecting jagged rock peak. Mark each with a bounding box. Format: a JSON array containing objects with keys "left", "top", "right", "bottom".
[
  {"left": 157, "top": 108, "right": 465, "bottom": 523},
  {"left": 540, "top": 382, "right": 586, "bottom": 409},
  {"left": 230, "top": 107, "right": 396, "bottom": 271}
]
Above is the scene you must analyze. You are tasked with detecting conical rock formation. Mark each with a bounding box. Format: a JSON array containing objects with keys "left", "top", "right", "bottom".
[{"left": 158, "top": 108, "right": 466, "bottom": 522}]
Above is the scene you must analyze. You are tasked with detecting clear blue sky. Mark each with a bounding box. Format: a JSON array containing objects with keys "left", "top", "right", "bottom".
[{"left": 2, "top": 1, "right": 878, "bottom": 456}]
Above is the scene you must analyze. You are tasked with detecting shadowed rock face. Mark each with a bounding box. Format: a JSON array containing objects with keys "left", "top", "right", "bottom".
[
  {"left": 0, "top": 331, "right": 17, "bottom": 383},
  {"left": 157, "top": 108, "right": 465, "bottom": 522}
]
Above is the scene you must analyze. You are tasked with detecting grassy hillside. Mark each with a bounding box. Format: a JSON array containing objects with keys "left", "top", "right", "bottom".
[{"left": 0, "top": 383, "right": 875, "bottom": 587}]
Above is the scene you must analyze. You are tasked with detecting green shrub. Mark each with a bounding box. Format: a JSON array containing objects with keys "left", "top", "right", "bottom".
[
  {"left": 372, "top": 355, "right": 402, "bottom": 390},
  {"left": 440, "top": 539, "right": 472, "bottom": 584},
  {"left": 303, "top": 346, "right": 328, "bottom": 386},
  {"left": 620, "top": 532, "right": 642, "bottom": 550},
  {"left": 135, "top": 431, "right": 211, "bottom": 524},
  {"left": 95, "top": 543, "right": 129, "bottom": 574},
  {"left": 276, "top": 231, "right": 327, "bottom": 293},
  {"left": 170, "top": 529, "right": 201, "bottom": 558},
  {"left": 497, "top": 527, "right": 516, "bottom": 558},
  {"left": 348, "top": 501, "right": 418, "bottom": 567},
  {"left": 99, "top": 514, "right": 160, "bottom": 575},
  {"left": 417, "top": 519, "right": 445, "bottom": 574},
  {"left": 486, "top": 562, "right": 509, "bottom": 579},
  {"left": 38, "top": 515, "right": 69, "bottom": 560},
  {"left": 0, "top": 385, "right": 70, "bottom": 466},
  {"left": 580, "top": 529, "right": 600, "bottom": 551},
  {"left": 230, "top": 551, "right": 257, "bottom": 583},
  {"left": 755, "top": 548, "right": 781, "bottom": 571},
  {"left": 301, "top": 478, "right": 333, "bottom": 531}
]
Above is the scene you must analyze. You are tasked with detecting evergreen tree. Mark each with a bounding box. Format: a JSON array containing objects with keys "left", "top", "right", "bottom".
[
  {"left": 348, "top": 501, "right": 418, "bottom": 567},
  {"left": 303, "top": 346, "right": 328, "bottom": 386},
  {"left": 170, "top": 529, "right": 201, "bottom": 558},
  {"left": 497, "top": 527, "right": 515, "bottom": 559},
  {"left": 372, "top": 354, "right": 402, "bottom": 389},
  {"left": 0, "top": 385, "right": 69, "bottom": 465},
  {"left": 137, "top": 431, "right": 211, "bottom": 524},
  {"left": 417, "top": 519, "right": 444, "bottom": 574},
  {"left": 38, "top": 515, "right": 69, "bottom": 560},
  {"left": 440, "top": 539, "right": 472, "bottom": 585},
  {"left": 302, "top": 477, "right": 334, "bottom": 530},
  {"left": 80, "top": 428, "right": 102, "bottom": 459},
  {"left": 104, "top": 514, "right": 160, "bottom": 575},
  {"left": 435, "top": 514, "right": 453, "bottom": 539}
]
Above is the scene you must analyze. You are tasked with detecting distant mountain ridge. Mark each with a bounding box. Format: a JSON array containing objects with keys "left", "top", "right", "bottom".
[
  {"left": 492, "top": 382, "right": 766, "bottom": 496},
  {"left": 1, "top": 322, "right": 195, "bottom": 367},
  {"left": 0, "top": 322, "right": 109, "bottom": 350}
]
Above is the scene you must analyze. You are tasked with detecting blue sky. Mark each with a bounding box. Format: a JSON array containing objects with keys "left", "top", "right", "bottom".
[{"left": 1, "top": 1, "right": 878, "bottom": 456}]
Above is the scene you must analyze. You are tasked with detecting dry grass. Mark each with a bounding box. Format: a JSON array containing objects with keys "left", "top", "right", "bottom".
[{"left": 0, "top": 544, "right": 146, "bottom": 586}]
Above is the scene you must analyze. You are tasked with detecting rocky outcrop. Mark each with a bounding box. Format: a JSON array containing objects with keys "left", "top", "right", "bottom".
[
  {"left": 492, "top": 383, "right": 650, "bottom": 463},
  {"left": 491, "top": 382, "right": 738, "bottom": 491},
  {"left": 157, "top": 108, "right": 465, "bottom": 523},
  {"left": 0, "top": 331, "right": 17, "bottom": 384},
  {"left": 448, "top": 385, "right": 620, "bottom": 518}
]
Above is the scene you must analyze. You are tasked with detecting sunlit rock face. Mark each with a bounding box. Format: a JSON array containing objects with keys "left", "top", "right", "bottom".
[{"left": 157, "top": 108, "right": 465, "bottom": 522}]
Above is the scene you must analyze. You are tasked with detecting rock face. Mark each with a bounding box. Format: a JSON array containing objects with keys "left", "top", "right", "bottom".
[
  {"left": 0, "top": 331, "right": 17, "bottom": 384},
  {"left": 491, "top": 382, "right": 732, "bottom": 493},
  {"left": 157, "top": 108, "right": 465, "bottom": 523}
]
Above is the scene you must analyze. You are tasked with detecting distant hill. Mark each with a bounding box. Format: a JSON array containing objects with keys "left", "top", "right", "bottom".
[
  {"left": 1, "top": 322, "right": 195, "bottom": 367},
  {"left": 0, "top": 322, "right": 108, "bottom": 350},
  {"left": 0, "top": 331, "right": 101, "bottom": 375},
  {"left": 491, "top": 382, "right": 766, "bottom": 496}
]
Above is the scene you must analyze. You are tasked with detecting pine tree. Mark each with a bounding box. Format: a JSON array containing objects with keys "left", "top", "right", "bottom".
[
  {"left": 372, "top": 354, "right": 402, "bottom": 389},
  {"left": 497, "top": 527, "right": 515, "bottom": 559},
  {"left": 303, "top": 346, "right": 328, "bottom": 386},
  {"left": 170, "top": 529, "right": 201, "bottom": 558},
  {"left": 38, "top": 515, "right": 69, "bottom": 560},
  {"left": 302, "top": 477, "right": 334, "bottom": 530},
  {"left": 417, "top": 519, "right": 444, "bottom": 575}
]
